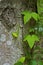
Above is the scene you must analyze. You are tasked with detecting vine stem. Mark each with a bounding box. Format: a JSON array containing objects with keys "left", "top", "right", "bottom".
[{"left": 30, "top": 45, "right": 34, "bottom": 60}]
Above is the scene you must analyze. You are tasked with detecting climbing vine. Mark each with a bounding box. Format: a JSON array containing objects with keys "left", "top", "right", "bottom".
[{"left": 14, "top": 10, "right": 43, "bottom": 65}]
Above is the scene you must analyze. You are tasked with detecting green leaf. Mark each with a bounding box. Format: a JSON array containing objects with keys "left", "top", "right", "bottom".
[
  {"left": 21, "top": 11, "right": 40, "bottom": 24},
  {"left": 18, "top": 57, "right": 25, "bottom": 63},
  {"left": 31, "top": 12, "right": 40, "bottom": 21},
  {"left": 24, "top": 35, "right": 39, "bottom": 48},
  {"left": 28, "top": 60, "right": 37, "bottom": 65},
  {"left": 31, "top": 60, "right": 37, "bottom": 65},
  {"left": 38, "top": 60, "right": 43, "bottom": 65},
  {"left": 22, "top": 11, "right": 31, "bottom": 24},
  {"left": 14, "top": 57, "right": 25, "bottom": 65},
  {"left": 14, "top": 62, "right": 23, "bottom": 65},
  {"left": 29, "top": 28, "right": 35, "bottom": 33},
  {"left": 32, "top": 35, "right": 39, "bottom": 41},
  {"left": 12, "top": 32, "right": 18, "bottom": 38}
]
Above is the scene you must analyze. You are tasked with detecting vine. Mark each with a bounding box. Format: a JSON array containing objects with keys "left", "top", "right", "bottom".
[{"left": 14, "top": 11, "right": 43, "bottom": 65}]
